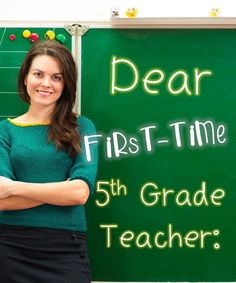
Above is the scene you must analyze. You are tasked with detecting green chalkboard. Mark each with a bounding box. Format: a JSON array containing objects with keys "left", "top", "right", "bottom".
[
  {"left": 0, "top": 27, "right": 71, "bottom": 120},
  {"left": 82, "top": 29, "right": 236, "bottom": 281}
]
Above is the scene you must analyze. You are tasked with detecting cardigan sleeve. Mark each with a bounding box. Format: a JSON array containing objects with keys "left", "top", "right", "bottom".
[
  {"left": 69, "top": 116, "right": 98, "bottom": 196},
  {"left": 0, "top": 120, "right": 16, "bottom": 180}
]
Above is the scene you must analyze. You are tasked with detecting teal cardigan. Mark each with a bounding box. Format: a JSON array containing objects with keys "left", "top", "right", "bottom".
[{"left": 0, "top": 116, "right": 98, "bottom": 231}]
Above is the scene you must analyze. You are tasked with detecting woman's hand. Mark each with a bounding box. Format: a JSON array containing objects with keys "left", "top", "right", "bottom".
[{"left": 0, "top": 176, "right": 14, "bottom": 199}]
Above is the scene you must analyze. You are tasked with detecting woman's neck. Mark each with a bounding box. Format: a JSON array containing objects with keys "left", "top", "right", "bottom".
[{"left": 25, "top": 106, "right": 53, "bottom": 123}]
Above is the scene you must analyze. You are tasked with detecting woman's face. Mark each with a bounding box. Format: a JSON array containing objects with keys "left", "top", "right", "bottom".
[{"left": 24, "top": 54, "right": 65, "bottom": 109}]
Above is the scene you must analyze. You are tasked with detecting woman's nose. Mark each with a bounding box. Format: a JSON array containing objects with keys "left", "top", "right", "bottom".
[{"left": 41, "top": 76, "right": 51, "bottom": 87}]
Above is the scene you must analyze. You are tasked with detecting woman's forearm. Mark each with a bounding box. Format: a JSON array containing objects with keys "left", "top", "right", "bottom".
[
  {"left": 11, "top": 179, "right": 90, "bottom": 206},
  {"left": 0, "top": 196, "right": 44, "bottom": 210}
]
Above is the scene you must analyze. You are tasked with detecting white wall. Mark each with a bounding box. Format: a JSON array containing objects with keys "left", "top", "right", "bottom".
[{"left": 0, "top": 0, "right": 236, "bottom": 22}]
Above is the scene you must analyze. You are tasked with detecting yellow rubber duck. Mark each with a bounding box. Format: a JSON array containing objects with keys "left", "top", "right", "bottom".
[
  {"left": 125, "top": 7, "right": 138, "bottom": 18},
  {"left": 209, "top": 8, "right": 221, "bottom": 17}
]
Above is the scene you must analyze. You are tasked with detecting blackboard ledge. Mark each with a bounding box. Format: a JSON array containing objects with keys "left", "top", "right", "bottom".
[
  {"left": 1, "top": 18, "right": 236, "bottom": 29},
  {"left": 109, "top": 17, "right": 236, "bottom": 28}
]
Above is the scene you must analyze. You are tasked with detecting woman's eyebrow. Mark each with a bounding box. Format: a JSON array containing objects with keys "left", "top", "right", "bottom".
[{"left": 32, "top": 69, "right": 63, "bottom": 75}]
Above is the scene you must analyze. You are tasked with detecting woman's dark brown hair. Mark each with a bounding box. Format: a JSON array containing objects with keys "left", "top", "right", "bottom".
[{"left": 18, "top": 40, "right": 80, "bottom": 158}]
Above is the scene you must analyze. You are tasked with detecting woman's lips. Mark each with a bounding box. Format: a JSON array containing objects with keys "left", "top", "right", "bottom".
[{"left": 37, "top": 90, "right": 52, "bottom": 97}]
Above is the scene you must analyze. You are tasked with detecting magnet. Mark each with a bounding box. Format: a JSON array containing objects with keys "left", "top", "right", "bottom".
[
  {"left": 45, "top": 30, "right": 56, "bottom": 40},
  {"left": 22, "top": 29, "right": 31, "bottom": 38},
  {"left": 9, "top": 34, "right": 16, "bottom": 41},
  {"left": 56, "top": 34, "right": 66, "bottom": 44},
  {"left": 30, "top": 33, "right": 39, "bottom": 43}
]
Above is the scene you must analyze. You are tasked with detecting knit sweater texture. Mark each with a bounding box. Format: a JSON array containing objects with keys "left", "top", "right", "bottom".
[{"left": 0, "top": 116, "right": 98, "bottom": 231}]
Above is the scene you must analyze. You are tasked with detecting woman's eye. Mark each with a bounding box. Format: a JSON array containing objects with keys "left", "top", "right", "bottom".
[
  {"left": 52, "top": 76, "right": 62, "bottom": 81},
  {"left": 34, "top": 72, "right": 42, "bottom": 77}
]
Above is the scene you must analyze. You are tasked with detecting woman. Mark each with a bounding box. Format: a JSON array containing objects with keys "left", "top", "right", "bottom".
[{"left": 0, "top": 40, "right": 98, "bottom": 282}]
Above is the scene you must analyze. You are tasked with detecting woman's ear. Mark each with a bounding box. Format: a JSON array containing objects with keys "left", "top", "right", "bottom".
[{"left": 24, "top": 76, "right": 27, "bottom": 86}]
